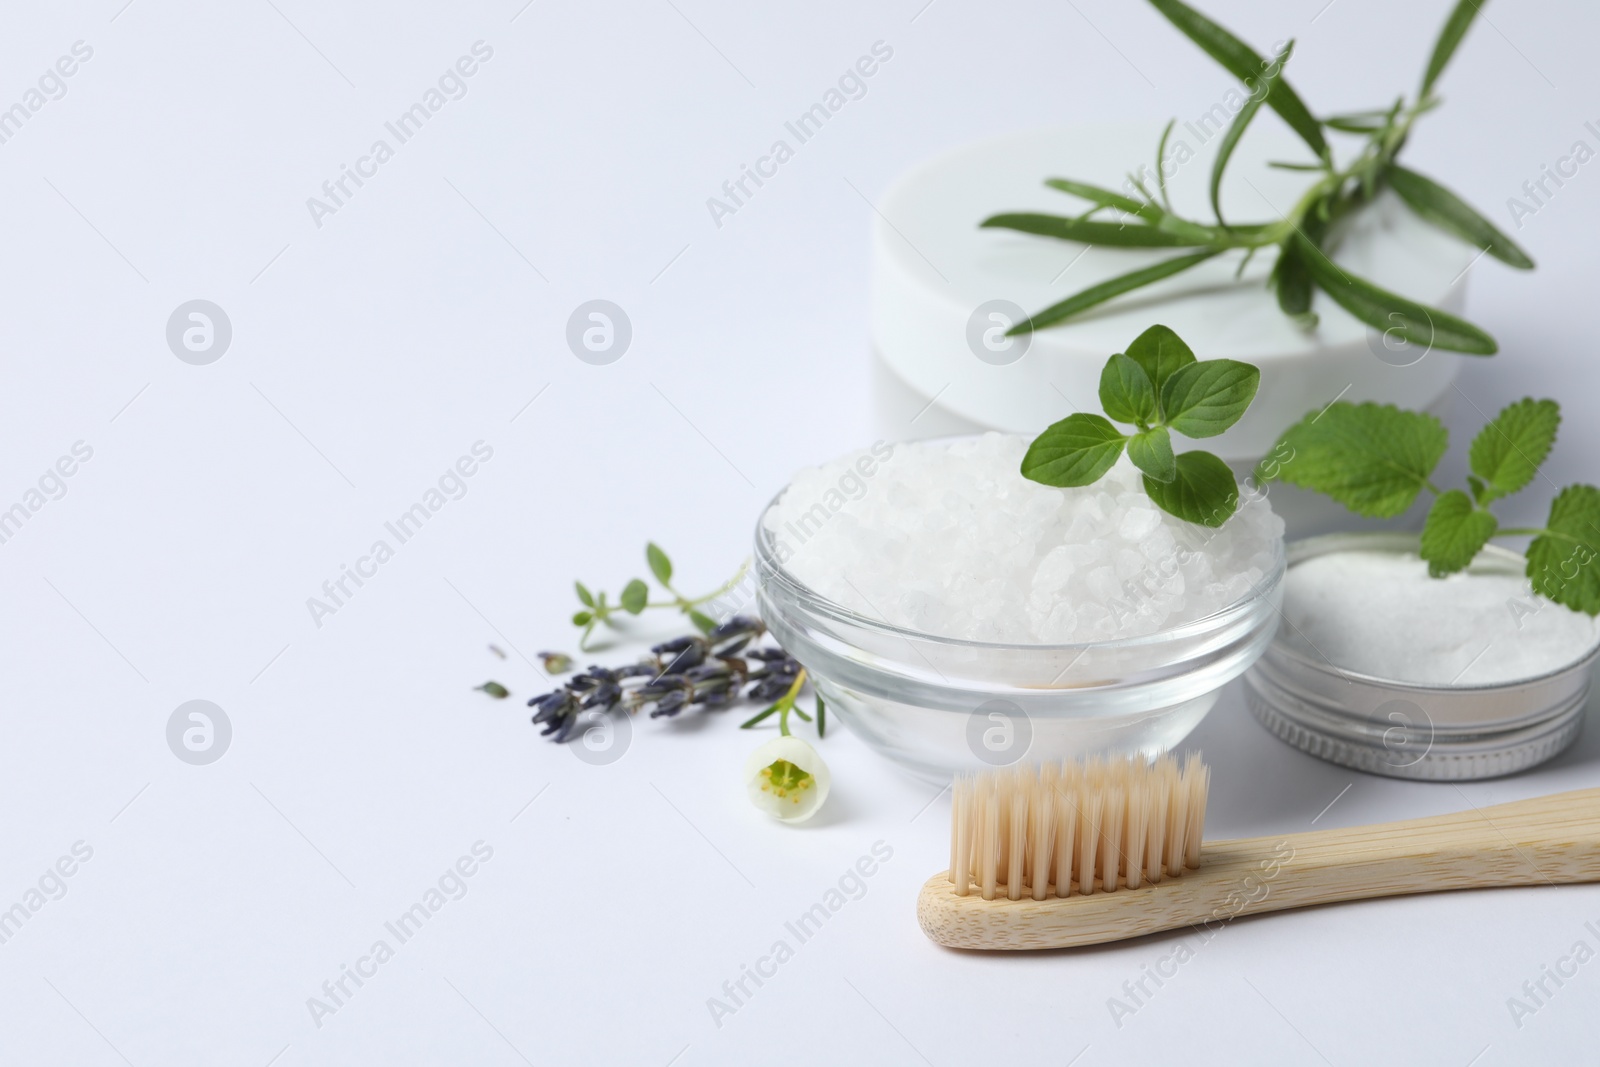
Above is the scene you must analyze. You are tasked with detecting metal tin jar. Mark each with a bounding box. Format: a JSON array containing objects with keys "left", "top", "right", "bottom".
[{"left": 1245, "top": 533, "right": 1600, "bottom": 781}]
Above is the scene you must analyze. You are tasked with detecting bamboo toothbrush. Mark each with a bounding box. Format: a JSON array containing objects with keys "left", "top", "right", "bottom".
[{"left": 917, "top": 755, "right": 1600, "bottom": 950}]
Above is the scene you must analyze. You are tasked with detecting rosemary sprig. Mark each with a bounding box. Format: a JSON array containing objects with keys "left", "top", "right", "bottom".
[{"left": 982, "top": 0, "right": 1532, "bottom": 354}]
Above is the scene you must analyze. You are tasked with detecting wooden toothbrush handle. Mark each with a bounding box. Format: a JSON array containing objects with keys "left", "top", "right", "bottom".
[{"left": 918, "top": 788, "right": 1600, "bottom": 951}]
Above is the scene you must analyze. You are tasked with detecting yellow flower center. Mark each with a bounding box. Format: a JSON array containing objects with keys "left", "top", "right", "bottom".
[{"left": 759, "top": 759, "right": 814, "bottom": 803}]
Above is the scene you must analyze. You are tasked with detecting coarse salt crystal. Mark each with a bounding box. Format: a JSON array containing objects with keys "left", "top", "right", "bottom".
[
  {"left": 763, "top": 433, "right": 1284, "bottom": 644},
  {"left": 1119, "top": 507, "right": 1162, "bottom": 542}
]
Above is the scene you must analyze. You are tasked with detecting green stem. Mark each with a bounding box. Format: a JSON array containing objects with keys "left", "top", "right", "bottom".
[
  {"left": 1191, "top": 95, "right": 1431, "bottom": 251},
  {"left": 658, "top": 558, "right": 750, "bottom": 611},
  {"left": 584, "top": 557, "right": 753, "bottom": 640},
  {"left": 777, "top": 668, "right": 807, "bottom": 737},
  {"left": 685, "top": 558, "right": 751, "bottom": 607}
]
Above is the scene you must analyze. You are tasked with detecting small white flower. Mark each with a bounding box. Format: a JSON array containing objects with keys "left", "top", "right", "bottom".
[{"left": 744, "top": 735, "right": 830, "bottom": 823}]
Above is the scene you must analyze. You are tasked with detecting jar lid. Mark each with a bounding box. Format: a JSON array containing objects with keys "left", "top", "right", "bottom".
[{"left": 1244, "top": 533, "right": 1600, "bottom": 781}]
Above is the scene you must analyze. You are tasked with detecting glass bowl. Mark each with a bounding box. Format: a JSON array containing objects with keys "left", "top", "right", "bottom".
[
  {"left": 1245, "top": 532, "right": 1600, "bottom": 780},
  {"left": 753, "top": 491, "right": 1287, "bottom": 784}
]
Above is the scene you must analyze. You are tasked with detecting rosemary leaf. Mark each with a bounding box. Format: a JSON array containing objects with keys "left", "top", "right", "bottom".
[
  {"left": 1010, "top": 250, "right": 1221, "bottom": 333},
  {"left": 1155, "top": 118, "right": 1176, "bottom": 210},
  {"left": 1388, "top": 165, "right": 1534, "bottom": 269},
  {"left": 981, "top": 213, "right": 1205, "bottom": 248},
  {"left": 1044, "top": 178, "right": 1153, "bottom": 219},
  {"left": 1421, "top": 0, "right": 1486, "bottom": 98},
  {"left": 1211, "top": 40, "right": 1294, "bottom": 226},
  {"left": 1147, "top": 0, "right": 1327, "bottom": 159},
  {"left": 1292, "top": 234, "right": 1496, "bottom": 354}
]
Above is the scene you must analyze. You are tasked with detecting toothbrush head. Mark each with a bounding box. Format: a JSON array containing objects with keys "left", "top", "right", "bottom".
[{"left": 948, "top": 753, "right": 1209, "bottom": 901}]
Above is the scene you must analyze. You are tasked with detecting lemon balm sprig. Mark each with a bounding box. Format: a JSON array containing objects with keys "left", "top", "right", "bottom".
[{"left": 1261, "top": 397, "right": 1600, "bottom": 615}]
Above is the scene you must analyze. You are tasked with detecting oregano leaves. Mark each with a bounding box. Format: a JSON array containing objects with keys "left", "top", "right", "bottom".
[{"left": 1022, "top": 325, "right": 1258, "bottom": 527}]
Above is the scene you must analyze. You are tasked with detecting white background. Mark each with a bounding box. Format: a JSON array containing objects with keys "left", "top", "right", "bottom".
[{"left": 1, "top": 0, "right": 1597, "bottom": 1063}]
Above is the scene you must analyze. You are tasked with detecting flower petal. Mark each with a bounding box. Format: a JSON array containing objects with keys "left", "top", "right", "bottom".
[{"left": 744, "top": 736, "right": 830, "bottom": 823}]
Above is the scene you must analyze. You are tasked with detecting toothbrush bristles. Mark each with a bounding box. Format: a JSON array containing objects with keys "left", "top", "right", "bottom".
[{"left": 949, "top": 754, "right": 1209, "bottom": 900}]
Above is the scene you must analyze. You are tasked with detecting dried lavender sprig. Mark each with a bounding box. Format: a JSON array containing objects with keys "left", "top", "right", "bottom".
[{"left": 524, "top": 616, "right": 805, "bottom": 740}]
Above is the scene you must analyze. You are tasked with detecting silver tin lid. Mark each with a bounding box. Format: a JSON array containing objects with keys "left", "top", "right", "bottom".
[{"left": 1244, "top": 532, "right": 1600, "bottom": 781}]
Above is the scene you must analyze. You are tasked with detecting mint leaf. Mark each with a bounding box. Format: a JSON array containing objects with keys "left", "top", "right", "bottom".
[
  {"left": 1419, "top": 490, "right": 1497, "bottom": 577},
  {"left": 1527, "top": 485, "right": 1600, "bottom": 615},
  {"left": 575, "top": 581, "right": 596, "bottom": 607},
  {"left": 1128, "top": 427, "right": 1177, "bottom": 483},
  {"left": 1099, "top": 353, "right": 1157, "bottom": 426},
  {"left": 646, "top": 543, "right": 673, "bottom": 585},
  {"left": 1142, "top": 450, "right": 1238, "bottom": 527},
  {"left": 1123, "top": 325, "right": 1196, "bottom": 416},
  {"left": 1469, "top": 398, "right": 1559, "bottom": 504},
  {"left": 1160, "top": 359, "right": 1260, "bottom": 438},
  {"left": 1020, "top": 414, "right": 1126, "bottom": 487},
  {"left": 1263, "top": 401, "right": 1448, "bottom": 518},
  {"left": 688, "top": 608, "right": 717, "bottom": 634},
  {"left": 620, "top": 578, "right": 649, "bottom": 614}
]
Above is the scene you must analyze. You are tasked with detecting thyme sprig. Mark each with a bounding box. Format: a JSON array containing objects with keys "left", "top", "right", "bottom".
[
  {"left": 573, "top": 541, "right": 748, "bottom": 651},
  {"left": 983, "top": 0, "right": 1532, "bottom": 353}
]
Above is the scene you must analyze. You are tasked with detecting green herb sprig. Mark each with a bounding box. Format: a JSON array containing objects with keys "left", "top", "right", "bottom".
[
  {"left": 572, "top": 542, "right": 748, "bottom": 651},
  {"left": 983, "top": 0, "right": 1532, "bottom": 353},
  {"left": 740, "top": 671, "right": 826, "bottom": 740},
  {"left": 1021, "top": 324, "right": 1258, "bottom": 527},
  {"left": 1260, "top": 398, "right": 1600, "bottom": 614}
]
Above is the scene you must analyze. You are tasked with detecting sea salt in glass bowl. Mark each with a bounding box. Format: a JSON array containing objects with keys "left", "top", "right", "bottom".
[
  {"left": 754, "top": 497, "right": 1286, "bottom": 784},
  {"left": 1246, "top": 533, "right": 1600, "bottom": 781}
]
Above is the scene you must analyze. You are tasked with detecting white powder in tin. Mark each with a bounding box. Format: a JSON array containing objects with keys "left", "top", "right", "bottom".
[
  {"left": 1283, "top": 549, "right": 1600, "bottom": 685},
  {"left": 763, "top": 433, "right": 1282, "bottom": 643}
]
